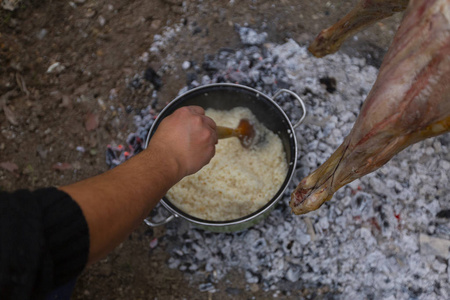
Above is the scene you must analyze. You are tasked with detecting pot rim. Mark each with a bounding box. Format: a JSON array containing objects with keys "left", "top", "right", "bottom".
[{"left": 145, "top": 83, "right": 299, "bottom": 228}]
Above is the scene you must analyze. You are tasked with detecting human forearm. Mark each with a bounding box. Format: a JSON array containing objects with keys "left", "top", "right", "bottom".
[
  {"left": 60, "top": 106, "right": 217, "bottom": 266},
  {"left": 60, "top": 146, "right": 180, "bottom": 265}
]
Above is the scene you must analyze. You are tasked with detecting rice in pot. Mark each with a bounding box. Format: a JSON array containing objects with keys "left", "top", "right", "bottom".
[{"left": 167, "top": 107, "right": 288, "bottom": 221}]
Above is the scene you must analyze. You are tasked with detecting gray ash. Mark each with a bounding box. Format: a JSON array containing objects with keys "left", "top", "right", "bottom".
[{"left": 179, "top": 44, "right": 293, "bottom": 99}]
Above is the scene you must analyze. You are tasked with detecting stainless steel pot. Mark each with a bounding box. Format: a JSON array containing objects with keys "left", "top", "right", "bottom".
[{"left": 144, "top": 83, "right": 306, "bottom": 232}]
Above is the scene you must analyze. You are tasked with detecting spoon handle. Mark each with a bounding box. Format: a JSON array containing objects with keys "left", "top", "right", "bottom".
[{"left": 216, "top": 126, "right": 238, "bottom": 139}]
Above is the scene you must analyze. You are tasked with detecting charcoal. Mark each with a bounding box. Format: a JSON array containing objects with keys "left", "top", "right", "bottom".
[
  {"left": 129, "top": 77, "right": 142, "bottom": 89},
  {"left": 186, "top": 72, "right": 197, "bottom": 85},
  {"left": 144, "top": 67, "right": 162, "bottom": 90},
  {"left": 319, "top": 76, "right": 337, "bottom": 93},
  {"left": 437, "top": 210, "right": 450, "bottom": 219}
]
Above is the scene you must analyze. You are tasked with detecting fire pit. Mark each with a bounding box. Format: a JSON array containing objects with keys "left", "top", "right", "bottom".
[{"left": 108, "top": 25, "right": 450, "bottom": 298}]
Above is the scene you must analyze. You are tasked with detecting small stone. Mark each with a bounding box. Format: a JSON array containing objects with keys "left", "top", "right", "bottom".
[
  {"left": 201, "top": 75, "right": 211, "bottom": 85},
  {"left": 36, "top": 29, "right": 48, "bottom": 40},
  {"left": 182, "top": 61, "right": 191, "bottom": 70},
  {"left": 139, "top": 52, "right": 149, "bottom": 63},
  {"left": 250, "top": 283, "right": 259, "bottom": 292},
  {"left": 301, "top": 152, "right": 318, "bottom": 168},
  {"left": 298, "top": 233, "right": 311, "bottom": 246},
  {"left": 151, "top": 19, "right": 161, "bottom": 29},
  {"left": 76, "top": 146, "right": 85, "bottom": 153},
  {"left": 47, "top": 62, "right": 65, "bottom": 73},
  {"left": 318, "top": 217, "right": 329, "bottom": 230},
  {"left": 419, "top": 233, "right": 450, "bottom": 258},
  {"left": 189, "top": 264, "right": 198, "bottom": 271},
  {"left": 149, "top": 238, "right": 158, "bottom": 248},
  {"left": 85, "top": 8, "right": 96, "bottom": 18},
  {"left": 262, "top": 75, "right": 275, "bottom": 85},
  {"left": 285, "top": 266, "right": 301, "bottom": 282},
  {"left": 369, "top": 177, "right": 385, "bottom": 193},
  {"left": 98, "top": 15, "right": 106, "bottom": 27},
  {"left": 36, "top": 145, "right": 48, "bottom": 159},
  {"left": 179, "top": 264, "right": 187, "bottom": 271},
  {"left": 60, "top": 95, "right": 72, "bottom": 108},
  {"left": 245, "top": 271, "right": 259, "bottom": 283},
  {"left": 198, "top": 283, "right": 215, "bottom": 292},
  {"left": 168, "top": 257, "right": 180, "bottom": 269}
]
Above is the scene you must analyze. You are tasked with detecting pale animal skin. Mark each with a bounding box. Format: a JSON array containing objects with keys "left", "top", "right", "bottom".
[{"left": 291, "top": 0, "right": 450, "bottom": 215}]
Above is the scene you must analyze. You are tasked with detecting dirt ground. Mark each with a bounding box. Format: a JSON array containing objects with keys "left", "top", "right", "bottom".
[{"left": 1, "top": 0, "right": 402, "bottom": 298}]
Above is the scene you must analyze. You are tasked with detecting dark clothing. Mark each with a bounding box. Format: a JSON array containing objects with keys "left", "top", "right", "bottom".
[
  {"left": 45, "top": 279, "right": 77, "bottom": 300},
  {"left": 0, "top": 188, "right": 89, "bottom": 300}
]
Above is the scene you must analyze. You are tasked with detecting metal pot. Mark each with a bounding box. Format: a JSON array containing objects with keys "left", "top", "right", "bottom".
[{"left": 144, "top": 83, "right": 306, "bottom": 232}]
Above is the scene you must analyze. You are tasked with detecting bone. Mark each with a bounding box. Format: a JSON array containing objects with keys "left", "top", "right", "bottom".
[{"left": 308, "top": 0, "right": 409, "bottom": 58}]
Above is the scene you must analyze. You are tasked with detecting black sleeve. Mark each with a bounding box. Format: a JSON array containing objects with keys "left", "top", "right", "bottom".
[{"left": 0, "top": 187, "right": 90, "bottom": 300}]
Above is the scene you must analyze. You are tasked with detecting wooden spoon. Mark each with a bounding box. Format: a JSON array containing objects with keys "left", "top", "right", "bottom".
[{"left": 216, "top": 119, "right": 256, "bottom": 148}]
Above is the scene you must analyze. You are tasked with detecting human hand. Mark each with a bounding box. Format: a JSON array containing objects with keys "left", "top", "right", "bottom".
[{"left": 148, "top": 106, "right": 217, "bottom": 181}]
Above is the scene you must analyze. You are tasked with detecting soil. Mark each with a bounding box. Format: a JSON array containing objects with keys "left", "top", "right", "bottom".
[{"left": 0, "top": 0, "right": 401, "bottom": 298}]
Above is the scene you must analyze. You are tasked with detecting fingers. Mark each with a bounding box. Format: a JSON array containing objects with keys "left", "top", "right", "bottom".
[
  {"left": 202, "top": 115, "right": 216, "bottom": 130},
  {"left": 186, "top": 106, "right": 217, "bottom": 130},
  {"left": 203, "top": 115, "right": 217, "bottom": 144},
  {"left": 187, "top": 105, "right": 205, "bottom": 115},
  {"left": 175, "top": 105, "right": 217, "bottom": 144}
]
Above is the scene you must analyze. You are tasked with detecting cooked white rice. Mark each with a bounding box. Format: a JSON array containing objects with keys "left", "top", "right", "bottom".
[{"left": 167, "top": 107, "right": 288, "bottom": 221}]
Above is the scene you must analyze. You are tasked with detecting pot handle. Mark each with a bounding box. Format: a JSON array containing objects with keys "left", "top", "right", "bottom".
[
  {"left": 272, "top": 89, "right": 306, "bottom": 129},
  {"left": 144, "top": 206, "right": 177, "bottom": 227}
]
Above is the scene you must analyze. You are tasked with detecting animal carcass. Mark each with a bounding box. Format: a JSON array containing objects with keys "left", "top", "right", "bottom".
[{"left": 290, "top": 0, "right": 450, "bottom": 214}]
